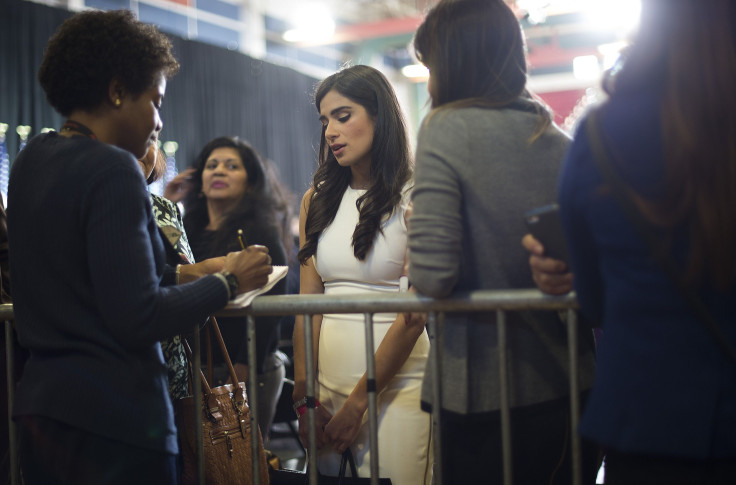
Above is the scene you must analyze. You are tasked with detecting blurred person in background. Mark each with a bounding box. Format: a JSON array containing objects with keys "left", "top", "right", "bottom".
[{"left": 169, "top": 136, "right": 291, "bottom": 443}]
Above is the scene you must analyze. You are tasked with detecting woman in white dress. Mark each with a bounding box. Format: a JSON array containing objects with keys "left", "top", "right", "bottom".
[{"left": 292, "top": 65, "right": 432, "bottom": 485}]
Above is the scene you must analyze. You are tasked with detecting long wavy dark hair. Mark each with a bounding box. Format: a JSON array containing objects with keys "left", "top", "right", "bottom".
[
  {"left": 183, "top": 136, "right": 293, "bottom": 258},
  {"left": 298, "top": 65, "right": 412, "bottom": 264},
  {"left": 604, "top": 0, "right": 736, "bottom": 289},
  {"left": 414, "top": 0, "right": 551, "bottom": 140}
]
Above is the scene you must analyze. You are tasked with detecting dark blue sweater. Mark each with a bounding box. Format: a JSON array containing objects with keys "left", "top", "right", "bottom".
[{"left": 8, "top": 132, "right": 230, "bottom": 454}]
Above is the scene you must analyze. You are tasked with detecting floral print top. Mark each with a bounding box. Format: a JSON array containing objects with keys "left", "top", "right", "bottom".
[{"left": 151, "top": 193, "right": 195, "bottom": 401}]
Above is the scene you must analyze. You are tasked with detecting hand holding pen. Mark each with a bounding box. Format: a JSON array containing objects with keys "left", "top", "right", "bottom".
[
  {"left": 237, "top": 228, "right": 271, "bottom": 265},
  {"left": 221, "top": 229, "right": 272, "bottom": 294}
]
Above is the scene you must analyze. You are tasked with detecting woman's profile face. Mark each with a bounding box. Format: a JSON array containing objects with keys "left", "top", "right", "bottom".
[
  {"left": 201, "top": 146, "right": 248, "bottom": 204},
  {"left": 319, "top": 89, "right": 375, "bottom": 172},
  {"left": 116, "top": 73, "right": 166, "bottom": 159}
]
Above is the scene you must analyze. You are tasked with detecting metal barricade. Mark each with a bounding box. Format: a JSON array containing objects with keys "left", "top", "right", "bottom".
[{"left": 1, "top": 289, "right": 581, "bottom": 485}]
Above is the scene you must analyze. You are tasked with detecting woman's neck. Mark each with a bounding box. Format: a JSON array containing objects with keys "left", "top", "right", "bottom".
[
  {"left": 205, "top": 198, "right": 237, "bottom": 231},
  {"left": 349, "top": 167, "right": 371, "bottom": 190},
  {"left": 62, "top": 109, "right": 111, "bottom": 142}
]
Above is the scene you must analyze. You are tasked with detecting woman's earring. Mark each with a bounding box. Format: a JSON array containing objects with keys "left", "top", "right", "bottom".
[{"left": 115, "top": 99, "right": 121, "bottom": 107}]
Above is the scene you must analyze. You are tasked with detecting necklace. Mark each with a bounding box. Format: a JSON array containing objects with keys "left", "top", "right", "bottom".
[{"left": 60, "top": 120, "right": 97, "bottom": 140}]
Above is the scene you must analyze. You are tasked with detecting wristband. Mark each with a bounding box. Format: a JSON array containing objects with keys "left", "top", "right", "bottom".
[{"left": 293, "top": 397, "right": 321, "bottom": 418}]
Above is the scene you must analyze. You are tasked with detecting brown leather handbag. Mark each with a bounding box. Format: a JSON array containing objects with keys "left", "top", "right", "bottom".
[{"left": 175, "top": 316, "right": 270, "bottom": 485}]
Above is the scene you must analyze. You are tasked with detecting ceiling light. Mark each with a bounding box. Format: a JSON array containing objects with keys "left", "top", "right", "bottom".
[
  {"left": 283, "top": 3, "right": 335, "bottom": 43},
  {"left": 587, "top": 0, "right": 640, "bottom": 34},
  {"left": 401, "top": 64, "right": 429, "bottom": 82},
  {"left": 572, "top": 55, "right": 601, "bottom": 80}
]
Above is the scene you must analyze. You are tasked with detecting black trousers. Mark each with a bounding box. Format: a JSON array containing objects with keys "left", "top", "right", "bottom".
[
  {"left": 605, "top": 449, "right": 736, "bottom": 485},
  {"left": 18, "top": 415, "right": 178, "bottom": 485},
  {"left": 440, "top": 394, "right": 600, "bottom": 485}
]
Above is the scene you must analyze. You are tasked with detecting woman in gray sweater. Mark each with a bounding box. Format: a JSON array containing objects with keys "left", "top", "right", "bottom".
[{"left": 408, "top": 1, "right": 598, "bottom": 483}]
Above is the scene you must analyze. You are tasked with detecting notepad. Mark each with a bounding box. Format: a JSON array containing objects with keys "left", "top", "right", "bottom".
[{"left": 225, "top": 265, "right": 289, "bottom": 309}]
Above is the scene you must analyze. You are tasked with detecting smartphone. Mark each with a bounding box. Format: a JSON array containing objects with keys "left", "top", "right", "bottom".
[{"left": 524, "top": 204, "right": 570, "bottom": 264}]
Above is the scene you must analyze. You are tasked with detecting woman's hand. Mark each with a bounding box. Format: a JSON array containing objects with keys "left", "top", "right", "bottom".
[
  {"left": 522, "top": 234, "right": 574, "bottom": 295},
  {"left": 163, "top": 167, "right": 196, "bottom": 203},
  {"left": 297, "top": 405, "right": 333, "bottom": 449},
  {"left": 223, "top": 245, "right": 272, "bottom": 293},
  {"left": 402, "top": 286, "right": 426, "bottom": 329},
  {"left": 177, "top": 256, "right": 226, "bottom": 284},
  {"left": 323, "top": 399, "right": 365, "bottom": 454}
]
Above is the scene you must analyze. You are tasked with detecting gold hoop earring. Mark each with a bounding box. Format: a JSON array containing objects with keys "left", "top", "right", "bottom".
[{"left": 115, "top": 99, "right": 121, "bottom": 107}]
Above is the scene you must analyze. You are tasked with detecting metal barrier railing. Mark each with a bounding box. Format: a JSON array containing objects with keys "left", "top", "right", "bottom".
[{"left": 0, "top": 289, "right": 581, "bottom": 485}]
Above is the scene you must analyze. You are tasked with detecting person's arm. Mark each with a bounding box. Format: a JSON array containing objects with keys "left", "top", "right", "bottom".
[
  {"left": 521, "top": 234, "right": 574, "bottom": 295},
  {"left": 86, "top": 158, "right": 270, "bottom": 347},
  {"left": 176, "top": 257, "right": 226, "bottom": 283},
  {"left": 163, "top": 167, "right": 196, "bottom": 203},
  {"left": 292, "top": 189, "right": 332, "bottom": 448},
  {"left": 409, "top": 115, "right": 466, "bottom": 298}
]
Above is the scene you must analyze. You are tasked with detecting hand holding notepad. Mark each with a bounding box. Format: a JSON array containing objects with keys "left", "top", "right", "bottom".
[{"left": 226, "top": 265, "right": 288, "bottom": 309}]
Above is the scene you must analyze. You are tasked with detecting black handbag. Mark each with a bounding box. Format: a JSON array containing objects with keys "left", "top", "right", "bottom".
[
  {"left": 269, "top": 449, "right": 392, "bottom": 485},
  {"left": 321, "top": 449, "right": 392, "bottom": 485}
]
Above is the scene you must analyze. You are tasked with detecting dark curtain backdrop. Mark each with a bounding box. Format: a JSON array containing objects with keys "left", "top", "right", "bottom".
[{"left": 0, "top": 0, "right": 321, "bottom": 203}]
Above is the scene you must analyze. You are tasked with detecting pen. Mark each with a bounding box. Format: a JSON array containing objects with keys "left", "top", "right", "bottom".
[{"left": 237, "top": 229, "right": 247, "bottom": 250}]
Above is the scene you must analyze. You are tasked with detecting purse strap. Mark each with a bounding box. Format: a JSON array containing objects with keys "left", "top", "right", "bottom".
[
  {"left": 584, "top": 109, "right": 736, "bottom": 366},
  {"left": 337, "top": 449, "right": 360, "bottom": 483},
  {"left": 182, "top": 316, "right": 248, "bottom": 412}
]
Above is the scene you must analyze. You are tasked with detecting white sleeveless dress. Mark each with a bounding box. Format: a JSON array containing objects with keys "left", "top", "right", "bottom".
[{"left": 313, "top": 186, "right": 432, "bottom": 485}]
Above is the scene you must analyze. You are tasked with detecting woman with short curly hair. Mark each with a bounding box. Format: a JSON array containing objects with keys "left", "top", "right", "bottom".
[{"left": 8, "top": 10, "right": 272, "bottom": 484}]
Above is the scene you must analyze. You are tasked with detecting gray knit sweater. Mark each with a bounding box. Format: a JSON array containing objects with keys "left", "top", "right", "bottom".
[{"left": 409, "top": 101, "right": 596, "bottom": 414}]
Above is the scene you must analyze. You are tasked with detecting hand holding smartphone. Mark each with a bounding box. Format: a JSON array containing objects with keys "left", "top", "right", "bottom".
[{"left": 524, "top": 204, "right": 570, "bottom": 264}]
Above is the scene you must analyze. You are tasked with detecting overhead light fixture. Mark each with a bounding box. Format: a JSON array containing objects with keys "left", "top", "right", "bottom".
[
  {"left": 401, "top": 63, "right": 429, "bottom": 82},
  {"left": 572, "top": 55, "right": 601, "bottom": 80},
  {"left": 283, "top": 3, "right": 335, "bottom": 43},
  {"left": 587, "top": 0, "right": 640, "bottom": 34}
]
